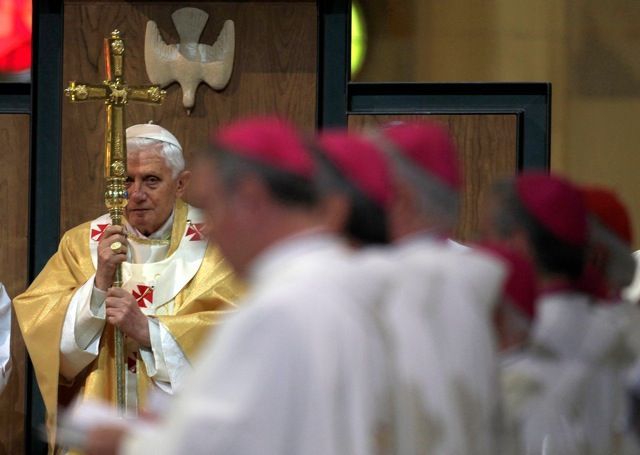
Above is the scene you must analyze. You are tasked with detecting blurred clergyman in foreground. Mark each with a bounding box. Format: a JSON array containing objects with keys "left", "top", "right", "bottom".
[
  {"left": 483, "top": 173, "right": 640, "bottom": 454},
  {"left": 356, "top": 121, "right": 507, "bottom": 455},
  {"left": 478, "top": 243, "right": 539, "bottom": 453},
  {"left": 580, "top": 186, "right": 636, "bottom": 301},
  {"left": 86, "top": 118, "right": 390, "bottom": 455},
  {"left": 313, "top": 130, "right": 392, "bottom": 246},
  {"left": 581, "top": 186, "right": 640, "bottom": 450}
]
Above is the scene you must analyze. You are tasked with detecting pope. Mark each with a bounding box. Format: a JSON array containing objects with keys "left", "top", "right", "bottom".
[{"left": 13, "top": 123, "right": 240, "bottom": 446}]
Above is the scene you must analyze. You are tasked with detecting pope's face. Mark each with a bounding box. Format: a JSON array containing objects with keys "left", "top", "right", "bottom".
[{"left": 125, "top": 146, "right": 188, "bottom": 236}]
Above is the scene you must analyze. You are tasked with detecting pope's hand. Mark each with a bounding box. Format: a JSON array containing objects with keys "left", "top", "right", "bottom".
[
  {"left": 95, "top": 225, "right": 128, "bottom": 291},
  {"left": 106, "top": 287, "right": 151, "bottom": 348}
]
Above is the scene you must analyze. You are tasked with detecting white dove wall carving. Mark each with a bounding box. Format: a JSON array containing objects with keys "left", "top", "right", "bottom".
[{"left": 145, "top": 7, "right": 235, "bottom": 115}]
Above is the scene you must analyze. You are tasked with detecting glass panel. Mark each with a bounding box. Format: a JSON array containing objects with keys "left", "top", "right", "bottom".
[{"left": 0, "top": 0, "right": 32, "bottom": 82}]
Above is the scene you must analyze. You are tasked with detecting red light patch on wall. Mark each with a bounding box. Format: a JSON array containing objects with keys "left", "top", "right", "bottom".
[{"left": 0, "top": 0, "right": 32, "bottom": 74}]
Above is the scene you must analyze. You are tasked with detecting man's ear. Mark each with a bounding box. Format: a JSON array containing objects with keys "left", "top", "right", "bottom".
[
  {"left": 389, "top": 180, "right": 415, "bottom": 221},
  {"left": 508, "top": 229, "right": 535, "bottom": 262},
  {"left": 234, "top": 174, "right": 271, "bottom": 215},
  {"left": 175, "top": 170, "right": 192, "bottom": 198},
  {"left": 319, "top": 193, "right": 350, "bottom": 235}
]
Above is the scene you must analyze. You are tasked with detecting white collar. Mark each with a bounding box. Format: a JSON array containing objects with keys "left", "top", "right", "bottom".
[
  {"left": 531, "top": 291, "right": 592, "bottom": 358},
  {"left": 393, "top": 230, "right": 439, "bottom": 254},
  {"left": 393, "top": 230, "right": 459, "bottom": 261},
  {"left": 499, "top": 346, "right": 528, "bottom": 368},
  {"left": 126, "top": 210, "right": 175, "bottom": 240},
  {"left": 248, "top": 229, "right": 343, "bottom": 287}
]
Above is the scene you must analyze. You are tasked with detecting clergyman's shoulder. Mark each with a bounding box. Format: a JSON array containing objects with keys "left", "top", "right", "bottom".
[
  {"left": 201, "top": 242, "right": 242, "bottom": 280},
  {"left": 61, "top": 216, "right": 111, "bottom": 253},
  {"left": 62, "top": 220, "right": 93, "bottom": 242}
]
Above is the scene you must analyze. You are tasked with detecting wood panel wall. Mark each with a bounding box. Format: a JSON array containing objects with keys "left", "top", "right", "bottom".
[
  {"left": 0, "top": 114, "right": 30, "bottom": 455},
  {"left": 62, "top": 1, "right": 318, "bottom": 232},
  {"left": 349, "top": 114, "right": 518, "bottom": 242}
]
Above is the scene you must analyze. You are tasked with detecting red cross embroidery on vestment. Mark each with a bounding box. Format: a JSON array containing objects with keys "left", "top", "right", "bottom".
[
  {"left": 132, "top": 285, "right": 154, "bottom": 308},
  {"left": 185, "top": 221, "right": 205, "bottom": 241},
  {"left": 91, "top": 224, "right": 110, "bottom": 241}
]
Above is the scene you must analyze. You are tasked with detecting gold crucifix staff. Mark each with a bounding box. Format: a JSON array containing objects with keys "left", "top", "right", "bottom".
[{"left": 64, "top": 29, "right": 166, "bottom": 414}]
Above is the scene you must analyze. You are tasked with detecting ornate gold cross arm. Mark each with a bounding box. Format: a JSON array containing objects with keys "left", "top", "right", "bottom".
[
  {"left": 128, "top": 85, "right": 166, "bottom": 103},
  {"left": 64, "top": 82, "right": 108, "bottom": 102},
  {"left": 64, "top": 30, "right": 166, "bottom": 106},
  {"left": 64, "top": 82, "right": 165, "bottom": 105}
]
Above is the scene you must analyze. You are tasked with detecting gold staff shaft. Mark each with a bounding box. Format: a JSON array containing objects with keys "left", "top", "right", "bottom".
[{"left": 105, "top": 102, "right": 128, "bottom": 413}]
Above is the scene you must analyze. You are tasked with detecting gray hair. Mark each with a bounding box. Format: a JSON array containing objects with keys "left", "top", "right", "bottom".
[
  {"left": 589, "top": 216, "right": 637, "bottom": 290},
  {"left": 369, "top": 130, "right": 459, "bottom": 232},
  {"left": 210, "top": 145, "right": 318, "bottom": 208},
  {"left": 488, "top": 179, "right": 521, "bottom": 238},
  {"left": 387, "top": 147, "right": 460, "bottom": 232},
  {"left": 127, "top": 137, "right": 185, "bottom": 178}
]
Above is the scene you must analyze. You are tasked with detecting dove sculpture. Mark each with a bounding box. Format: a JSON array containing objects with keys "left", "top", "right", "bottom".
[{"left": 145, "top": 7, "right": 235, "bottom": 115}]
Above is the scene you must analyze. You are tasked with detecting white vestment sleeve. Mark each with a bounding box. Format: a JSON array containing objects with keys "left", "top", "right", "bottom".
[
  {"left": 385, "top": 250, "right": 505, "bottom": 455},
  {"left": 0, "top": 284, "right": 11, "bottom": 392},
  {"left": 59, "top": 275, "right": 107, "bottom": 380},
  {"left": 122, "top": 305, "right": 306, "bottom": 455},
  {"left": 139, "top": 318, "right": 191, "bottom": 394}
]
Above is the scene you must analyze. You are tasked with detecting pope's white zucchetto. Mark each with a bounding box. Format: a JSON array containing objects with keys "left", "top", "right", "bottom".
[{"left": 126, "top": 122, "right": 183, "bottom": 152}]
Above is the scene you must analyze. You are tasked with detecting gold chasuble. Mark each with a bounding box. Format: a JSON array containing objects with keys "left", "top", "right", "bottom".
[{"left": 14, "top": 199, "right": 240, "bottom": 448}]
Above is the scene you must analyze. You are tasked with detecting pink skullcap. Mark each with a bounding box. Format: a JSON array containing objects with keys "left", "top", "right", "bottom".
[
  {"left": 576, "top": 263, "right": 610, "bottom": 301},
  {"left": 582, "top": 186, "right": 633, "bottom": 245},
  {"left": 382, "top": 121, "right": 461, "bottom": 191},
  {"left": 515, "top": 172, "right": 588, "bottom": 247},
  {"left": 214, "top": 117, "right": 313, "bottom": 179},
  {"left": 316, "top": 130, "right": 393, "bottom": 207},
  {"left": 477, "top": 242, "right": 538, "bottom": 320}
]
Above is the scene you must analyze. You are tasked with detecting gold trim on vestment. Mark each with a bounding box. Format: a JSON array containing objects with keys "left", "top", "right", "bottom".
[{"left": 125, "top": 235, "right": 171, "bottom": 246}]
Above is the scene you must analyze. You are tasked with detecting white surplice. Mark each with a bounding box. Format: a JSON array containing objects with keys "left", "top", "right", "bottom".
[
  {"left": 0, "top": 283, "right": 11, "bottom": 393},
  {"left": 122, "top": 231, "right": 387, "bottom": 455},
  {"left": 503, "top": 291, "right": 640, "bottom": 455},
  {"left": 60, "top": 206, "right": 207, "bottom": 402},
  {"left": 358, "top": 235, "right": 507, "bottom": 455},
  {"left": 622, "top": 250, "right": 640, "bottom": 303}
]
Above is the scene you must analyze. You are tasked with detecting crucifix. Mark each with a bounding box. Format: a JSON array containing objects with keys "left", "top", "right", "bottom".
[{"left": 64, "top": 29, "right": 166, "bottom": 414}]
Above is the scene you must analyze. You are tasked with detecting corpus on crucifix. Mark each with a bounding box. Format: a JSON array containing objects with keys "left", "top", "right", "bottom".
[{"left": 13, "top": 29, "right": 241, "bottom": 448}]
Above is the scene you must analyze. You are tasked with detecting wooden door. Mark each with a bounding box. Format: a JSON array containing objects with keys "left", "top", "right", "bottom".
[{"left": 349, "top": 113, "right": 518, "bottom": 242}]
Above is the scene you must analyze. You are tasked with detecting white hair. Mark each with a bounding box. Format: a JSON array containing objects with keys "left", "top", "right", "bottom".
[{"left": 127, "top": 137, "right": 185, "bottom": 178}]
